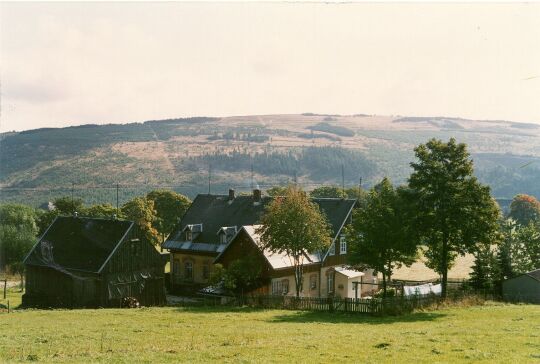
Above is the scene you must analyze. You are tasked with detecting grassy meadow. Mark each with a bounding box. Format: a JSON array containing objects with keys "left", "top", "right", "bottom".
[{"left": 0, "top": 292, "right": 539, "bottom": 363}]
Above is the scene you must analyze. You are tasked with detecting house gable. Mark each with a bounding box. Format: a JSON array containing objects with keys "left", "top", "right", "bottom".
[
  {"left": 214, "top": 228, "right": 274, "bottom": 281},
  {"left": 24, "top": 216, "right": 134, "bottom": 273}
]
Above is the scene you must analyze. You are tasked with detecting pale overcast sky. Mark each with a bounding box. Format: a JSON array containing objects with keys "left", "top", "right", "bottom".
[{"left": 1, "top": 2, "right": 539, "bottom": 132}]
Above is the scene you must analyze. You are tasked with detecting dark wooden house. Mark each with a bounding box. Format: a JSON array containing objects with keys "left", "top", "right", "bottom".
[{"left": 23, "top": 216, "right": 166, "bottom": 308}]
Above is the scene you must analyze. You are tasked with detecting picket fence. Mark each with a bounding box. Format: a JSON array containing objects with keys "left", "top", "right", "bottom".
[{"left": 185, "top": 293, "right": 460, "bottom": 315}]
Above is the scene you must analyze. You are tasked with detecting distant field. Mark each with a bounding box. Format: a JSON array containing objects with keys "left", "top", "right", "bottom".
[
  {"left": 391, "top": 253, "right": 475, "bottom": 282},
  {"left": 1, "top": 292, "right": 538, "bottom": 363}
]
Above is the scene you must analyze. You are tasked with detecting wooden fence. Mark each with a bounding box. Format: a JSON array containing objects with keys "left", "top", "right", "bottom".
[{"left": 182, "top": 291, "right": 489, "bottom": 315}]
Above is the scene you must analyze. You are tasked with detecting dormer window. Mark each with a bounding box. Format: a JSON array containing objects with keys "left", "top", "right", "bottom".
[
  {"left": 217, "top": 226, "right": 237, "bottom": 244},
  {"left": 219, "top": 233, "right": 227, "bottom": 244},
  {"left": 182, "top": 224, "right": 203, "bottom": 242}
]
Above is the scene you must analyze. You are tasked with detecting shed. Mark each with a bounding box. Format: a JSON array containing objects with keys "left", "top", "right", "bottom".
[
  {"left": 502, "top": 269, "right": 540, "bottom": 304},
  {"left": 22, "top": 216, "right": 166, "bottom": 308}
]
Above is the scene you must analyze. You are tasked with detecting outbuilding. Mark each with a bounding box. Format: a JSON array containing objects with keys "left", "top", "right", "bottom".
[
  {"left": 22, "top": 216, "right": 166, "bottom": 308},
  {"left": 502, "top": 269, "right": 540, "bottom": 304}
]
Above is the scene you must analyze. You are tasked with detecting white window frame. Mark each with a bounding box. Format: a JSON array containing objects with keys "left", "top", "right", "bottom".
[
  {"left": 310, "top": 274, "right": 317, "bottom": 290},
  {"left": 281, "top": 279, "right": 289, "bottom": 295},
  {"left": 339, "top": 236, "right": 347, "bottom": 255},
  {"left": 327, "top": 273, "right": 334, "bottom": 294},
  {"left": 219, "top": 233, "right": 227, "bottom": 244}
]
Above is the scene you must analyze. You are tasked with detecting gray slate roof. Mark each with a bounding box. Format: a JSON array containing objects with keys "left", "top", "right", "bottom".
[
  {"left": 24, "top": 216, "right": 133, "bottom": 273},
  {"left": 163, "top": 194, "right": 356, "bottom": 254},
  {"left": 526, "top": 269, "right": 540, "bottom": 281}
]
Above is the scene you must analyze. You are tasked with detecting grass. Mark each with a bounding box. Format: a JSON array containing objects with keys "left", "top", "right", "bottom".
[
  {"left": 0, "top": 287, "right": 23, "bottom": 309},
  {"left": 0, "top": 291, "right": 539, "bottom": 363}
]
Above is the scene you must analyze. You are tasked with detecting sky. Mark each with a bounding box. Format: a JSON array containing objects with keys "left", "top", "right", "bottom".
[{"left": 1, "top": 2, "right": 539, "bottom": 132}]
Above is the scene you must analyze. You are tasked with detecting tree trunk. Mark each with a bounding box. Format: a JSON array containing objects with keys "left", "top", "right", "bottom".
[
  {"left": 382, "top": 272, "right": 387, "bottom": 298},
  {"left": 294, "top": 263, "right": 302, "bottom": 298},
  {"left": 441, "top": 231, "right": 449, "bottom": 299}
]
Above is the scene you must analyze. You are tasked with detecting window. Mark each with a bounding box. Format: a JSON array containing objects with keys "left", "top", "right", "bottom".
[
  {"left": 185, "top": 230, "right": 192, "bottom": 241},
  {"left": 172, "top": 259, "right": 180, "bottom": 275},
  {"left": 339, "top": 236, "right": 347, "bottom": 254},
  {"left": 272, "top": 280, "right": 289, "bottom": 295},
  {"left": 202, "top": 264, "right": 210, "bottom": 280},
  {"left": 327, "top": 272, "right": 334, "bottom": 294},
  {"left": 184, "top": 261, "right": 193, "bottom": 280},
  {"left": 310, "top": 274, "right": 317, "bottom": 290},
  {"left": 328, "top": 242, "right": 335, "bottom": 256},
  {"left": 219, "top": 233, "right": 227, "bottom": 244},
  {"left": 272, "top": 281, "right": 281, "bottom": 295},
  {"left": 281, "top": 279, "right": 289, "bottom": 294}
]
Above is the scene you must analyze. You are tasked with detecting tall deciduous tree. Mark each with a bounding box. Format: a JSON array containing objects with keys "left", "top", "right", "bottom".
[
  {"left": 146, "top": 190, "right": 191, "bottom": 244},
  {"left": 121, "top": 197, "right": 159, "bottom": 246},
  {"left": 52, "top": 196, "right": 84, "bottom": 215},
  {"left": 508, "top": 194, "right": 540, "bottom": 226},
  {"left": 346, "top": 178, "right": 417, "bottom": 297},
  {"left": 510, "top": 221, "right": 540, "bottom": 274},
  {"left": 266, "top": 186, "right": 288, "bottom": 197},
  {"left": 408, "top": 138, "right": 500, "bottom": 297},
  {"left": 83, "top": 203, "right": 120, "bottom": 218},
  {"left": 0, "top": 204, "right": 39, "bottom": 279},
  {"left": 310, "top": 185, "right": 347, "bottom": 199},
  {"left": 257, "top": 186, "right": 332, "bottom": 297}
]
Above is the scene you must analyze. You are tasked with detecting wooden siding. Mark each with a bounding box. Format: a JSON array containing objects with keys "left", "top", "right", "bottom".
[
  {"left": 215, "top": 232, "right": 273, "bottom": 281},
  {"left": 103, "top": 228, "right": 166, "bottom": 307},
  {"left": 23, "top": 265, "right": 100, "bottom": 308},
  {"left": 23, "top": 225, "right": 166, "bottom": 308}
]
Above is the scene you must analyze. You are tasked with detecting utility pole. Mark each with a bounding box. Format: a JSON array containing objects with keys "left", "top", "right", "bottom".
[
  {"left": 359, "top": 177, "right": 363, "bottom": 190},
  {"left": 250, "top": 161, "right": 254, "bottom": 190},
  {"left": 71, "top": 182, "right": 75, "bottom": 213},
  {"left": 208, "top": 163, "right": 212, "bottom": 195}
]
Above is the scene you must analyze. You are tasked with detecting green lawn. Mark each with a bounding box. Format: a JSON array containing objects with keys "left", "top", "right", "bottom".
[
  {"left": 0, "top": 286, "right": 23, "bottom": 310},
  {"left": 0, "top": 297, "right": 538, "bottom": 363}
]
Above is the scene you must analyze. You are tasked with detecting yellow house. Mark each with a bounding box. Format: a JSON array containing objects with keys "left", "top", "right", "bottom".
[{"left": 163, "top": 189, "right": 373, "bottom": 298}]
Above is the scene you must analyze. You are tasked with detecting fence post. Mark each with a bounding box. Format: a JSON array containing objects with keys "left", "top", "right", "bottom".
[{"left": 3, "top": 279, "right": 6, "bottom": 299}]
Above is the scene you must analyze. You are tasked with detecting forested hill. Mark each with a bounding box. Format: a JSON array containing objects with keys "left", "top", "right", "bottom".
[{"left": 1, "top": 114, "right": 540, "bottom": 207}]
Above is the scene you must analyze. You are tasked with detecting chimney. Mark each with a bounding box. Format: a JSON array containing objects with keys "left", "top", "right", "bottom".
[
  {"left": 253, "top": 188, "right": 261, "bottom": 204},
  {"left": 228, "top": 188, "right": 235, "bottom": 201}
]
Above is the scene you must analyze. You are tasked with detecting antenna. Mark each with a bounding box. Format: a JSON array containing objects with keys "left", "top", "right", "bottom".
[
  {"left": 250, "top": 161, "right": 254, "bottom": 190},
  {"left": 71, "top": 183, "right": 75, "bottom": 213},
  {"left": 341, "top": 164, "right": 345, "bottom": 192}
]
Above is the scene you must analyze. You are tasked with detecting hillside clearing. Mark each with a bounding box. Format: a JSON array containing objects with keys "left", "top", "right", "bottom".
[
  {"left": 2, "top": 114, "right": 540, "bottom": 207},
  {"left": 0, "top": 299, "right": 538, "bottom": 363}
]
